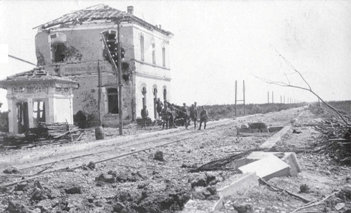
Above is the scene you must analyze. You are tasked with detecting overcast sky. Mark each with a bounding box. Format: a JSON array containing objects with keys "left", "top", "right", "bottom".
[{"left": 0, "top": 0, "right": 350, "bottom": 111}]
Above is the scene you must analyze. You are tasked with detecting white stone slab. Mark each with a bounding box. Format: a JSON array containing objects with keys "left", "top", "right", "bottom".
[
  {"left": 238, "top": 155, "right": 290, "bottom": 180},
  {"left": 245, "top": 151, "right": 301, "bottom": 176}
]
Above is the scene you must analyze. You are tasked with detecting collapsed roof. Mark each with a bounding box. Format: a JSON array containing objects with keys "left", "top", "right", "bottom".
[
  {"left": 34, "top": 4, "right": 173, "bottom": 37},
  {"left": 0, "top": 67, "right": 79, "bottom": 88}
]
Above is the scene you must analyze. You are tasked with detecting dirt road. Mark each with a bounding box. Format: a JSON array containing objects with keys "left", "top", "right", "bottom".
[{"left": 1, "top": 106, "right": 348, "bottom": 213}]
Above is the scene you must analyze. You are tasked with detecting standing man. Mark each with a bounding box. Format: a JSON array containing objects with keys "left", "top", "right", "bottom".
[
  {"left": 141, "top": 105, "right": 149, "bottom": 128},
  {"left": 182, "top": 103, "right": 189, "bottom": 129},
  {"left": 161, "top": 102, "right": 170, "bottom": 129},
  {"left": 190, "top": 102, "right": 198, "bottom": 129},
  {"left": 156, "top": 98, "right": 163, "bottom": 117},
  {"left": 168, "top": 103, "right": 177, "bottom": 128},
  {"left": 198, "top": 106, "right": 208, "bottom": 130}
]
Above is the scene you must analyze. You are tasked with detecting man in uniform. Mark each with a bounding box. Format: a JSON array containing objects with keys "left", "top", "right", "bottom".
[
  {"left": 198, "top": 106, "right": 208, "bottom": 130},
  {"left": 141, "top": 105, "right": 148, "bottom": 128},
  {"left": 168, "top": 103, "right": 177, "bottom": 128},
  {"left": 161, "top": 102, "right": 170, "bottom": 129},
  {"left": 156, "top": 98, "right": 163, "bottom": 117},
  {"left": 190, "top": 102, "right": 198, "bottom": 129},
  {"left": 182, "top": 103, "right": 189, "bottom": 129}
]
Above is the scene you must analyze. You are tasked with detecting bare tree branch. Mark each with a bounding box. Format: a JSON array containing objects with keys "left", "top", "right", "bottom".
[
  {"left": 256, "top": 49, "right": 349, "bottom": 125},
  {"left": 273, "top": 48, "right": 312, "bottom": 90}
]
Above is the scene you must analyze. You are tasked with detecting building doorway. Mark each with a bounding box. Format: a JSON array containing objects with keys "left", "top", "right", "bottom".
[{"left": 107, "top": 88, "right": 118, "bottom": 114}]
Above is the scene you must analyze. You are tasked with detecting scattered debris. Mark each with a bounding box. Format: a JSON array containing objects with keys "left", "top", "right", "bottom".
[
  {"left": 64, "top": 185, "right": 82, "bottom": 194},
  {"left": 336, "top": 185, "right": 351, "bottom": 201},
  {"left": 3, "top": 166, "right": 19, "bottom": 174},
  {"left": 14, "top": 182, "right": 28, "bottom": 191},
  {"left": 83, "top": 161, "right": 96, "bottom": 170},
  {"left": 291, "top": 190, "right": 339, "bottom": 213},
  {"left": 233, "top": 202, "right": 253, "bottom": 213},
  {"left": 6, "top": 200, "right": 31, "bottom": 213},
  {"left": 299, "top": 184, "right": 310, "bottom": 193},
  {"left": 95, "top": 173, "right": 115, "bottom": 183},
  {"left": 293, "top": 129, "right": 302, "bottom": 134},
  {"left": 312, "top": 117, "right": 350, "bottom": 164},
  {"left": 335, "top": 203, "right": 345, "bottom": 211},
  {"left": 154, "top": 151, "right": 164, "bottom": 161},
  {"left": 259, "top": 178, "right": 310, "bottom": 203}
]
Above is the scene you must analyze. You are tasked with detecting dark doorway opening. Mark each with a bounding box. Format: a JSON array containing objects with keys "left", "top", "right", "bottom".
[
  {"left": 107, "top": 88, "right": 118, "bottom": 114},
  {"left": 16, "top": 102, "right": 29, "bottom": 134}
]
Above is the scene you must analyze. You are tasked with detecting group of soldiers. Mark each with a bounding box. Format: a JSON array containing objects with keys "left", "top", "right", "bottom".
[{"left": 141, "top": 98, "right": 208, "bottom": 130}]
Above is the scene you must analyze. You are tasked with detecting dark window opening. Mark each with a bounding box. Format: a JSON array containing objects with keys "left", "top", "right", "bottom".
[
  {"left": 107, "top": 88, "right": 118, "bottom": 114},
  {"left": 102, "top": 31, "right": 125, "bottom": 66},
  {"left": 52, "top": 43, "right": 67, "bottom": 63}
]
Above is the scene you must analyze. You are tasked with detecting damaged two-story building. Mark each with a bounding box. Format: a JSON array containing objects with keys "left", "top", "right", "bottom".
[
  {"left": 1, "top": 4, "right": 174, "bottom": 133},
  {"left": 36, "top": 4, "right": 174, "bottom": 126}
]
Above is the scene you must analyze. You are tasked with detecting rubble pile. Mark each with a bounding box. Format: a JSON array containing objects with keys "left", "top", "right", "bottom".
[{"left": 313, "top": 118, "right": 350, "bottom": 164}]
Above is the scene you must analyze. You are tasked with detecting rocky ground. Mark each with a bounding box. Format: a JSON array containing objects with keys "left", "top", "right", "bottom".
[{"left": 0, "top": 106, "right": 350, "bottom": 213}]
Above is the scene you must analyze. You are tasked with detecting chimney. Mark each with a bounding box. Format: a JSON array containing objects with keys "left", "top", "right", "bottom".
[
  {"left": 159, "top": 25, "right": 162, "bottom": 29},
  {"left": 127, "top": 6, "right": 134, "bottom": 15}
]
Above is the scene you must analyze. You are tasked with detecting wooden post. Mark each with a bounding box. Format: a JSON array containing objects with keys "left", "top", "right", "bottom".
[
  {"left": 243, "top": 80, "right": 245, "bottom": 115},
  {"left": 97, "top": 60, "right": 102, "bottom": 126},
  {"left": 235, "top": 80, "right": 237, "bottom": 116},
  {"left": 117, "top": 21, "right": 123, "bottom": 135}
]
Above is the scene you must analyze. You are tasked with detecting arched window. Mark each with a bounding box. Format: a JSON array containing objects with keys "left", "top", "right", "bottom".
[
  {"left": 142, "top": 86, "right": 147, "bottom": 107},
  {"left": 140, "top": 34, "right": 144, "bottom": 61}
]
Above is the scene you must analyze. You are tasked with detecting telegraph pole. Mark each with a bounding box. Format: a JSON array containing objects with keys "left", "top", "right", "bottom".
[
  {"left": 243, "top": 80, "right": 245, "bottom": 115},
  {"left": 234, "top": 80, "right": 245, "bottom": 116},
  {"left": 267, "top": 92, "right": 269, "bottom": 104},
  {"left": 235, "top": 81, "right": 237, "bottom": 116},
  {"left": 117, "top": 21, "right": 123, "bottom": 135}
]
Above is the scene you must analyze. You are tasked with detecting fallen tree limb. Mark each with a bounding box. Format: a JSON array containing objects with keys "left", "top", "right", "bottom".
[
  {"left": 259, "top": 178, "right": 310, "bottom": 203},
  {"left": 190, "top": 148, "right": 264, "bottom": 172},
  {"left": 291, "top": 191, "right": 339, "bottom": 213}
]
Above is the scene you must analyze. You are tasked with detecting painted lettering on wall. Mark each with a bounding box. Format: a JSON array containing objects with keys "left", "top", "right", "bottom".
[{"left": 64, "top": 64, "right": 107, "bottom": 75}]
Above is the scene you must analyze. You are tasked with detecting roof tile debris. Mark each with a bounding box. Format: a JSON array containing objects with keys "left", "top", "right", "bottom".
[
  {"left": 0, "top": 67, "right": 78, "bottom": 88},
  {"left": 34, "top": 4, "right": 173, "bottom": 36}
]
